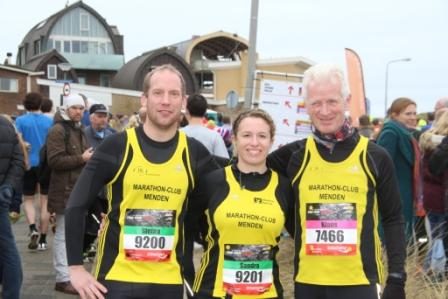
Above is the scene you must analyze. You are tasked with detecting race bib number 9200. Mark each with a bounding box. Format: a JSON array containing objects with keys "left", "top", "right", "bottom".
[{"left": 123, "top": 209, "right": 176, "bottom": 262}]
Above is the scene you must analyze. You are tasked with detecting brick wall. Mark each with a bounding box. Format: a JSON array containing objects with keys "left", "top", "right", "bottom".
[{"left": 0, "top": 69, "right": 28, "bottom": 116}]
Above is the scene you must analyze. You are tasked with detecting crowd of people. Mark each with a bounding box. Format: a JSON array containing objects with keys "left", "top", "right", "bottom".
[{"left": 0, "top": 62, "right": 447, "bottom": 299}]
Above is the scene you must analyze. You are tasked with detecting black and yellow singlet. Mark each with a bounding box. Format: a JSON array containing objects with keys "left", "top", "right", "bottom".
[
  {"left": 192, "top": 165, "right": 292, "bottom": 298},
  {"left": 94, "top": 128, "right": 194, "bottom": 284},
  {"left": 292, "top": 136, "right": 383, "bottom": 285}
]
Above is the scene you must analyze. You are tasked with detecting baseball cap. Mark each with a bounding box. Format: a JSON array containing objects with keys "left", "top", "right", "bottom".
[{"left": 89, "top": 103, "right": 108, "bottom": 115}]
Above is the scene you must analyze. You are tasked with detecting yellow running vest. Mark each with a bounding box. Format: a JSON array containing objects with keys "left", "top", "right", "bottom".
[
  {"left": 95, "top": 128, "right": 193, "bottom": 284},
  {"left": 293, "top": 136, "right": 383, "bottom": 285},
  {"left": 194, "top": 166, "right": 285, "bottom": 298}
]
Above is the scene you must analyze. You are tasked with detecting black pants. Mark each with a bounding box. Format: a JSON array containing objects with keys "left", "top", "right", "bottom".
[
  {"left": 194, "top": 295, "right": 280, "bottom": 299},
  {"left": 294, "top": 282, "right": 379, "bottom": 299},
  {"left": 100, "top": 280, "right": 184, "bottom": 299}
]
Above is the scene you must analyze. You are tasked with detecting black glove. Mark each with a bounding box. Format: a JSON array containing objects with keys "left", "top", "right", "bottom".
[
  {"left": 381, "top": 275, "right": 406, "bottom": 299},
  {"left": 0, "top": 184, "right": 13, "bottom": 209}
]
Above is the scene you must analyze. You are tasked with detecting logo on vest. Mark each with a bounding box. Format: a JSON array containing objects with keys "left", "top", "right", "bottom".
[
  {"left": 347, "top": 165, "right": 360, "bottom": 173},
  {"left": 253, "top": 197, "right": 274, "bottom": 205},
  {"left": 133, "top": 166, "right": 152, "bottom": 176}
]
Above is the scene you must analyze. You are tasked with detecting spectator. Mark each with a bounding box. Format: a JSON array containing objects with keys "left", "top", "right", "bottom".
[
  {"left": 0, "top": 114, "right": 25, "bottom": 299},
  {"left": 15, "top": 92, "right": 53, "bottom": 251},
  {"left": 40, "top": 98, "right": 54, "bottom": 119},
  {"left": 181, "top": 94, "right": 229, "bottom": 159},
  {"left": 358, "top": 114, "right": 374, "bottom": 139},
  {"left": 83, "top": 103, "right": 115, "bottom": 258},
  {"left": 376, "top": 97, "right": 420, "bottom": 241},
  {"left": 47, "top": 94, "right": 93, "bottom": 295},
  {"left": 422, "top": 111, "right": 448, "bottom": 274}
]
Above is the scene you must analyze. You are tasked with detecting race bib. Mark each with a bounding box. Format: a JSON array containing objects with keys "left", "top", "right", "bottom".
[
  {"left": 222, "top": 244, "right": 273, "bottom": 295},
  {"left": 305, "top": 203, "right": 357, "bottom": 256},
  {"left": 123, "top": 209, "right": 176, "bottom": 261}
]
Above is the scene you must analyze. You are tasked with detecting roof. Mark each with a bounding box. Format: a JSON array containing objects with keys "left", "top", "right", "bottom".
[
  {"left": 22, "top": 49, "right": 68, "bottom": 71},
  {"left": 0, "top": 64, "right": 44, "bottom": 76},
  {"left": 112, "top": 47, "right": 198, "bottom": 94},
  {"left": 169, "top": 31, "right": 249, "bottom": 63},
  {"left": 17, "top": 1, "right": 123, "bottom": 65}
]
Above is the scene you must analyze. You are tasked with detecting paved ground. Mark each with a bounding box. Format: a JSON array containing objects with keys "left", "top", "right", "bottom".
[
  {"left": 11, "top": 211, "right": 295, "bottom": 298},
  {"left": 11, "top": 212, "right": 201, "bottom": 299},
  {"left": 12, "top": 214, "right": 79, "bottom": 299}
]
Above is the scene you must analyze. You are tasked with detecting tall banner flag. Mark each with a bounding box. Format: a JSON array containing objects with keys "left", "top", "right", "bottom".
[
  {"left": 345, "top": 48, "right": 367, "bottom": 126},
  {"left": 259, "top": 79, "right": 311, "bottom": 150}
]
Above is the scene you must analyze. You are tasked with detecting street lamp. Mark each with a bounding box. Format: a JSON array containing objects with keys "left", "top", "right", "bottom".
[{"left": 384, "top": 57, "right": 411, "bottom": 115}]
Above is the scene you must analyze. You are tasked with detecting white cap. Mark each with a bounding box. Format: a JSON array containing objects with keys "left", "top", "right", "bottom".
[{"left": 64, "top": 94, "right": 85, "bottom": 109}]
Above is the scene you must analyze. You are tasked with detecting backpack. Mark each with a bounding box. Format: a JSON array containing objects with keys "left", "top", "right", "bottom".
[{"left": 38, "top": 122, "right": 71, "bottom": 186}]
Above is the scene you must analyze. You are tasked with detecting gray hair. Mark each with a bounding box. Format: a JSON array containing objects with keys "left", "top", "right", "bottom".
[{"left": 302, "top": 63, "right": 350, "bottom": 100}]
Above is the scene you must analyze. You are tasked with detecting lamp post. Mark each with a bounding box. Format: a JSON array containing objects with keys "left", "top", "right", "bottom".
[{"left": 384, "top": 57, "right": 411, "bottom": 115}]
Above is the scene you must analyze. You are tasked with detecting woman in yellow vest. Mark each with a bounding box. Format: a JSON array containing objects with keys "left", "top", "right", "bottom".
[{"left": 191, "top": 109, "right": 293, "bottom": 299}]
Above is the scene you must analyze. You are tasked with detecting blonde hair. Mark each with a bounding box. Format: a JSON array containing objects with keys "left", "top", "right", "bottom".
[{"left": 419, "top": 110, "right": 448, "bottom": 151}]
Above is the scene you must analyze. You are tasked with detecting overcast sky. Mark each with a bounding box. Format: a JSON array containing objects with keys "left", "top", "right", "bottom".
[{"left": 1, "top": 0, "right": 447, "bottom": 117}]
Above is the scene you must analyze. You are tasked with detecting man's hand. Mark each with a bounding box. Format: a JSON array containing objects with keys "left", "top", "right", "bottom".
[
  {"left": 381, "top": 275, "right": 406, "bottom": 299},
  {"left": 69, "top": 265, "right": 107, "bottom": 299},
  {"left": 82, "top": 147, "right": 94, "bottom": 162},
  {"left": 0, "top": 184, "right": 13, "bottom": 209}
]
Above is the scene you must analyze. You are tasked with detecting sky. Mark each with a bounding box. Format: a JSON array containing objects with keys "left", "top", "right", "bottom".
[{"left": 1, "top": 0, "right": 447, "bottom": 117}]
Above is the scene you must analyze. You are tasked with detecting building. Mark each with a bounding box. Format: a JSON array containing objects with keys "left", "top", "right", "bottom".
[
  {"left": 113, "top": 31, "right": 313, "bottom": 114},
  {"left": 16, "top": 0, "right": 124, "bottom": 87},
  {"left": 0, "top": 63, "right": 43, "bottom": 115}
]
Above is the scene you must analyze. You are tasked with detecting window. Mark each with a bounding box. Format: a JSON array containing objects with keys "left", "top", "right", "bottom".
[
  {"left": 63, "top": 41, "right": 71, "bottom": 53},
  {"left": 80, "top": 13, "right": 90, "bottom": 31},
  {"left": 99, "top": 43, "right": 107, "bottom": 55},
  {"left": 47, "top": 64, "right": 57, "bottom": 80},
  {"left": 81, "top": 41, "right": 89, "bottom": 53},
  {"left": 17, "top": 48, "right": 23, "bottom": 66},
  {"left": 100, "top": 74, "right": 110, "bottom": 87},
  {"left": 0, "top": 78, "right": 18, "bottom": 92},
  {"left": 89, "top": 41, "right": 98, "bottom": 54},
  {"left": 195, "top": 72, "right": 214, "bottom": 92},
  {"left": 72, "top": 41, "right": 80, "bottom": 53},
  {"left": 77, "top": 75, "right": 86, "bottom": 85},
  {"left": 55, "top": 40, "right": 62, "bottom": 52},
  {"left": 33, "top": 40, "right": 41, "bottom": 55}
]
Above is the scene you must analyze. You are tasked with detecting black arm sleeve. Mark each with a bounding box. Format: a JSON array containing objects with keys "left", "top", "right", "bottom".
[
  {"left": 267, "top": 141, "right": 303, "bottom": 177},
  {"left": 65, "top": 132, "right": 127, "bottom": 265},
  {"left": 277, "top": 174, "right": 295, "bottom": 237},
  {"left": 367, "top": 143, "right": 406, "bottom": 275}
]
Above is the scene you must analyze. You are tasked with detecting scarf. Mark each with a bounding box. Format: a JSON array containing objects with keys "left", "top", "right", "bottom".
[
  {"left": 311, "top": 118, "right": 355, "bottom": 149},
  {"left": 411, "top": 137, "right": 425, "bottom": 216}
]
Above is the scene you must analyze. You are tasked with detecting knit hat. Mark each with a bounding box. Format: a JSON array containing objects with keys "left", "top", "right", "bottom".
[{"left": 64, "top": 94, "right": 85, "bottom": 109}]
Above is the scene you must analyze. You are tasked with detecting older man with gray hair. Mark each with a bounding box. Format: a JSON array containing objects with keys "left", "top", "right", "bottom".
[{"left": 268, "top": 63, "right": 406, "bottom": 299}]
